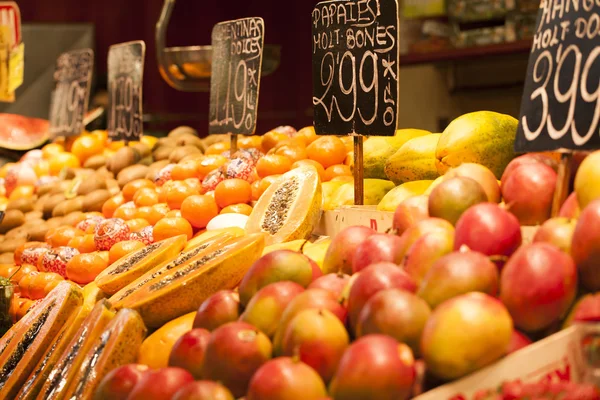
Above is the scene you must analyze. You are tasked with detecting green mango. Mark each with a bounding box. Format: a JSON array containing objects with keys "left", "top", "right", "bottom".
[
  {"left": 325, "top": 179, "right": 395, "bottom": 210},
  {"left": 377, "top": 180, "right": 433, "bottom": 211},
  {"left": 385, "top": 134, "right": 441, "bottom": 185}
]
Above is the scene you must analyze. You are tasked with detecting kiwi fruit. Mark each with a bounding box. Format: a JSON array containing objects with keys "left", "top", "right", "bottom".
[
  {"left": 0, "top": 253, "right": 13, "bottom": 264},
  {"left": 53, "top": 197, "right": 84, "bottom": 218},
  {"left": 35, "top": 193, "right": 50, "bottom": 212},
  {"left": 179, "top": 154, "right": 204, "bottom": 163},
  {"left": 25, "top": 210, "right": 43, "bottom": 221},
  {"left": 156, "top": 137, "right": 177, "bottom": 148},
  {"left": 37, "top": 183, "right": 55, "bottom": 197},
  {"left": 175, "top": 134, "right": 204, "bottom": 150},
  {"left": 107, "top": 146, "right": 140, "bottom": 175},
  {"left": 6, "top": 197, "right": 34, "bottom": 213},
  {"left": 27, "top": 223, "right": 50, "bottom": 242},
  {"left": 131, "top": 142, "right": 151, "bottom": 159},
  {"left": 138, "top": 156, "right": 153, "bottom": 166},
  {"left": 152, "top": 145, "right": 176, "bottom": 161},
  {"left": 62, "top": 211, "right": 86, "bottom": 227},
  {"left": 0, "top": 209, "right": 25, "bottom": 234},
  {"left": 168, "top": 126, "right": 198, "bottom": 138},
  {"left": 0, "top": 237, "right": 26, "bottom": 254},
  {"left": 43, "top": 193, "right": 66, "bottom": 219},
  {"left": 107, "top": 179, "right": 121, "bottom": 196},
  {"left": 146, "top": 160, "right": 170, "bottom": 181},
  {"left": 169, "top": 146, "right": 202, "bottom": 164},
  {"left": 84, "top": 154, "right": 107, "bottom": 169},
  {"left": 77, "top": 178, "right": 107, "bottom": 196},
  {"left": 50, "top": 180, "right": 73, "bottom": 195},
  {"left": 200, "top": 134, "right": 228, "bottom": 151},
  {"left": 83, "top": 189, "right": 112, "bottom": 212},
  {"left": 46, "top": 217, "right": 65, "bottom": 229},
  {"left": 117, "top": 165, "right": 149, "bottom": 188}
]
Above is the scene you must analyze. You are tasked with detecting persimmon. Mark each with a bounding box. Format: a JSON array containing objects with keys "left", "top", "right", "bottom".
[
  {"left": 108, "top": 240, "right": 146, "bottom": 265},
  {"left": 153, "top": 217, "right": 193, "bottom": 241},
  {"left": 66, "top": 252, "right": 110, "bottom": 284},
  {"left": 214, "top": 179, "right": 252, "bottom": 208},
  {"left": 256, "top": 155, "right": 292, "bottom": 178},
  {"left": 180, "top": 195, "right": 219, "bottom": 229},
  {"left": 306, "top": 136, "right": 347, "bottom": 168}
]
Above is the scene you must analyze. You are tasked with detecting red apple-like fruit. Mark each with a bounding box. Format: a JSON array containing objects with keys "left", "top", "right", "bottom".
[
  {"left": 500, "top": 243, "right": 577, "bottom": 332},
  {"left": 418, "top": 249, "right": 499, "bottom": 308},
  {"left": 559, "top": 192, "right": 580, "bottom": 219},
  {"left": 399, "top": 217, "right": 455, "bottom": 260},
  {"left": 193, "top": 290, "right": 241, "bottom": 331},
  {"left": 445, "top": 163, "right": 501, "bottom": 203},
  {"left": 508, "top": 330, "right": 532, "bottom": 354},
  {"left": 201, "top": 322, "right": 272, "bottom": 397},
  {"left": 347, "top": 262, "right": 417, "bottom": 332},
  {"left": 95, "top": 364, "right": 149, "bottom": 400},
  {"left": 172, "top": 380, "right": 234, "bottom": 400},
  {"left": 168, "top": 328, "right": 211, "bottom": 378},
  {"left": 247, "top": 357, "right": 328, "bottom": 400},
  {"left": 428, "top": 176, "right": 488, "bottom": 225},
  {"left": 392, "top": 195, "right": 429, "bottom": 235},
  {"left": 563, "top": 293, "right": 600, "bottom": 327},
  {"left": 239, "top": 250, "right": 316, "bottom": 306},
  {"left": 572, "top": 199, "right": 600, "bottom": 291},
  {"left": 329, "top": 335, "right": 415, "bottom": 400},
  {"left": 533, "top": 217, "right": 576, "bottom": 254},
  {"left": 356, "top": 289, "right": 431, "bottom": 356},
  {"left": 501, "top": 153, "right": 558, "bottom": 183},
  {"left": 352, "top": 233, "right": 406, "bottom": 273},
  {"left": 421, "top": 293, "right": 513, "bottom": 380},
  {"left": 501, "top": 162, "right": 558, "bottom": 225},
  {"left": 240, "top": 281, "right": 305, "bottom": 338},
  {"left": 403, "top": 230, "right": 454, "bottom": 285},
  {"left": 280, "top": 308, "right": 349, "bottom": 382},
  {"left": 308, "top": 273, "right": 351, "bottom": 300},
  {"left": 127, "top": 367, "right": 195, "bottom": 400},
  {"left": 322, "top": 226, "right": 375, "bottom": 274},
  {"left": 272, "top": 288, "right": 347, "bottom": 353},
  {"left": 454, "top": 203, "right": 522, "bottom": 267}
]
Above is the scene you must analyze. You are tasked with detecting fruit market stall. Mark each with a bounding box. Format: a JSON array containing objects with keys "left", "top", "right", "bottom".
[{"left": 0, "top": 0, "right": 599, "bottom": 399}]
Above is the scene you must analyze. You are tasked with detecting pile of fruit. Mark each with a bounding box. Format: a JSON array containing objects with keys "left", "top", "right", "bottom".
[{"left": 0, "top": 110, "right": 598, "bottom": 400}]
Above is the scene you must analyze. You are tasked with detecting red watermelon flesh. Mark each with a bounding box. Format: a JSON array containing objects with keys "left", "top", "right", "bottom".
[{"left": 0, "top": 114, "right": 49, "bottom": 151}]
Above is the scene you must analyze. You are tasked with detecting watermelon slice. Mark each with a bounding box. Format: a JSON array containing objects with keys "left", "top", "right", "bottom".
[{"left": 0, "top": 114, "right": 49, "bottom": 151}]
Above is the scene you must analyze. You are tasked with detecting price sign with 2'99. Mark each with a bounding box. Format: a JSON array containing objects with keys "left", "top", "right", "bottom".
[
  {"left": 312, "top": 0, "right": 399, "bottom": 136},
  {"left": 49, "top": 49, "right": 94, "bottom": 138},
  {"left": 107, "top": 40, "right": 145, "bottom": 142},
  {"left": 517, "top": 1, "right": 600, "bottom": 151},
  {"left": 209, "top": 17, "right": 264, "bottom": 136}
]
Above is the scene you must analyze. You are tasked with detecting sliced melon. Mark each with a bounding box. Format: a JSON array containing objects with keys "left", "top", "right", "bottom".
[
  {"left": 62, "top": 308, "right": 147, "bottom": 400},
  {"left": 15, "top": 304, "right": 93, "bottom": 400},
  {"left": 109, "top": 232, "right": 235, "bottom": 308},
  {"left": 35, "top": 299, "right": 116, "bottom": 400},
  {"left": 120, "top": 234, "right": 266, "bottom": 328},
  {"left": 0, "top": 114, "right": 49, "bottom": 151},
  {"left": 246, "top": 165, "right": 321, "bottom": 245},
  {"left": 0, "top": 282, "right": 82, "bottom": 398},
  {"left": 94, "top": 235, "right": 187, "bottom": 295}
]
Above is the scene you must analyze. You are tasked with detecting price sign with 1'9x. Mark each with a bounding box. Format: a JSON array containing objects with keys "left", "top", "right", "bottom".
[
  {"left": 312, "top": 0, "right": 399, "bottom": 136},
  {"left": 107, "top": 40, "right": 145, "bottom": 142},
  {"left": 49, "top": 48, "right": 94, "bottom": 138},
  {"left": 209, "top": 17, "right": 265, "bottom": 136}
]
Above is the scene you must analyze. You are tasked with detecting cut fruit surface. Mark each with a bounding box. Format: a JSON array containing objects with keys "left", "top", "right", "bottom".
[
  {"left": 0, "top": 114, "right": 49, "bottom": 151},
  {"left": 35, "top": 299, "right": 115, "bottom": 400},
  {"left": 0, "top": 281, "right": 82, "bottom": 399},
  {"left": 246, "top": 165, "right": 321, "bottom": 245},
  {"left": 94, "top": 235, "right": 187, "bottom": 295},
  {"left": 62, "top": 308, "right": 147, "bottom": 400},
  {"left": 109, "top": 232, "right": 236, "bottom": 307},
  {"left": 120, "top": 234, "right": 266, "bottom": 328}
]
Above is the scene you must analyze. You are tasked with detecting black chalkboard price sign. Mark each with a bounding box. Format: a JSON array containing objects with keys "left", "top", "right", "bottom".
[
  {"left": 209, "top": 17, "right": 265, "bottom": 137},
  {"left": 516, "top": 1, "right": 600, "bottom": 152},
  {"left": 312, "top": 0, "right": 400, "bottom": 137},
  {"left": 49, "top": 49, "right": 94, "bottom": 139},
  {"left": 107, "top": 40, "right": 145, "bottom": 142}
]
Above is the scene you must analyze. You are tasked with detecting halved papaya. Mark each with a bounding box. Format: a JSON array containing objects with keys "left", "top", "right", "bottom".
[
  {"left": 0, "top": 281, "right": 82, "bottom": 398},
  {"left": 94, "top": 235, "right": 187, "bottom": 295},
  {"left": 109, "top": 232, "right": 235, "bottom": 307},
  {"left": 62, "top": 308, "right": 147, "bottom": 399},
  {"left": 15, "top": 303, "right": 92, "bottom": 400},
  {"left": 246, "top": 165, "right": 322, "bottom": 245},
  {"left": 36, "top": 299, "right": 116, "bottom": 400},
  {"left": 120, "top": 234, "right": 266, "bottom": 328}
]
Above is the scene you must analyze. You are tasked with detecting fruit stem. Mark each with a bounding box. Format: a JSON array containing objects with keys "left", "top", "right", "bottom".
[{"left": 8, "top": 265, "right": 21, "bottom": 282}]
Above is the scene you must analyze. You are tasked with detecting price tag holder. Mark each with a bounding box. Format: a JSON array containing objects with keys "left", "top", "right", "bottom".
[
  {"left": 209, "top": 17, "right": 265, "bottom": 152},
  {"left": 49, "top": 49, "right": 94, "bottom": 139},
  {"left": 107, "top": 40, "right": 145, "bottom": 142},
  {"left": 311, "top": 0, "right": 400, "bottom": 204}
]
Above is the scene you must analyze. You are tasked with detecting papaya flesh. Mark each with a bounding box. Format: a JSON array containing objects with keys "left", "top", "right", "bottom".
[
  {"left": 62, "top": 308, "right": 147, "bottom": 400},
  {"left": 109, "top": 232, "right": 236, "bottom": 307},
  {"left": 36, "top": 299, "right": 116, "bottom": 400},
  {"left": 184, "top": 227, "right": 245, "bottom": 251},
  {"left": 95, "top": 234, "right": 187, "bottom": 295},
  {"left": 120, "top": 233, "right": 266, "bottom": 328},
  {"left": 0, "top": 281, "right": 82, "bottom": 399},
  {"left": 15, "top": 304, "right": 93, "bottom": 400},
  {"left": 137, "top": 311, "right": 196, "bottom": 369},
  {"left": 246, "top": 165, "right": 322, "bottom": 246}
]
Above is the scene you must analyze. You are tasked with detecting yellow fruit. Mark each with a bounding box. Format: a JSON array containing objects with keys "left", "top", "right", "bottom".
[
  {"left": 377, "top": 180, "right": 434, "bottom": 211},
  {"left": 262, "top": 239, "right": 308, "bottom": 256},
  {"left": 185, "top": 227, "right": 245, "bottom": 251},
  {"left": 322, "top": 181, "right": 346, "bottom": 209},
  {"left": 324, "top": 179, "right": 395, "bottom": 210},
  {"left": 575, "top": 150, "right": 600, "bottom": 209},
  {"left": 435, "top": 111, "right": 518, "bottom": 179},
  {"left": 302, "top": 238, "right": 331, "bottom": 271},
  {"left": 424, "top": 175, "right": 446, "bottom": 195},
  {"left": 385, "top": 134, "right": 441, "bottom": 184},
  {"left": 363, "top": 129, "right": 431, "bottom": 179}
]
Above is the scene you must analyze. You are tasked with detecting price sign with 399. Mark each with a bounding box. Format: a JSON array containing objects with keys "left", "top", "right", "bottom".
[
  {"left": 209, "top": 17, "right": 265, "bottom": 136},
  {"left": 517, "top": 1, "right": 600, "bottom": 151},
  {"left": 312, "top": 0, "right": 399, "bottom": 136},
  {"left": 49, "top": 48, "right": 94, "bottom": 138},
  {"left": 107, "top": 40, "right": 145, "bottom": 142}
]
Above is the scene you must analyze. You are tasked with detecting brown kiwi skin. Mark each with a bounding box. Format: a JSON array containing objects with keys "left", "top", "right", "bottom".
[
  {"left": 83, "top": 189, "right": 112, "bottom": 212},
  {"left": 107, "top": 146, "right": 140, "bottom": 175},
  {"left": 168, "top": 126, "right": 198, "bottom": 138},
  {"left": 168, "top": 146, "right": 202, "bottom": 164},
  {"left": 6, "top": 197, "right": 34, "bottom": 213},
  {"left": 0, "top": 252, "right": 14, "bottom": 264},
  {"left": 117, "top": 165, "right": 149, "bottom": 188},
  {"left": 43, "top": 194, "right": 66, "bottom": 219},
  {"left": 175, "top": 134, "right": 204, "bottom": 150},
  {"left": 25, "top": 210, "right": 43, "bottom": 221},
  {"left": 0, "top": 209, "right": 25, "bottom": 234},
  {"left": 131, "top": 142, "right": 151, "bottom": 159},
  {"left": 152, "top": 146, "right": 175, "bottom": 161},
  {"left": 46, "top": 217, "right": 65, "bottom": 229},
  {"left": 62, "top": 211, "right": 86, "bottom": 227},
  {"left": 83, "top": 154, "right": 107, "bottom": 169},
  {"left": 146, "top": 160, "right": 170, "bottom": 181},
  {"left": 77, "top": 178, "right": 107, "bottom": 196},
  {"left": 27, "top": 223, "right": 49, "bottom": 242},
  {"left": 0, "top": 237, "right": 26, "bottom": 254},
  {"left": 52, "top": 197, "right": 84, "bottom": 218}
]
